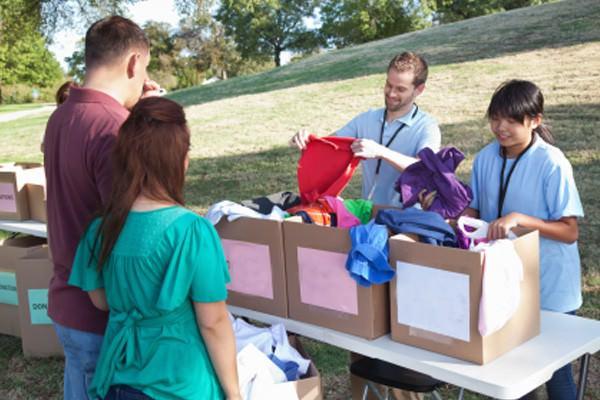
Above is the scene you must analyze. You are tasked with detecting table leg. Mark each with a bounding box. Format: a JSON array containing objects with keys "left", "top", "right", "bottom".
[{"left": 576, "top": 353, "right": 591, "bottom": 400}]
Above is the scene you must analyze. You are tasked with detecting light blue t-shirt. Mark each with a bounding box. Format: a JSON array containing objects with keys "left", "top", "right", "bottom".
[
  {"left": 336, "top": 105, "right": 441, "bottom": 206},
  {"left": 470, "top": 135, "right": 584, "bottom": 312}
]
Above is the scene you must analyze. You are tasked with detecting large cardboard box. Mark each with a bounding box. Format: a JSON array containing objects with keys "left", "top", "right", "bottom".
[
  {"left": 0, "top": 163, "right": 45, "bottom": 221},
  {"left": 16, "top": 246, "right": 63, "bottom": 358},
  {"left": 217, "top": 217, "right": 288, "bottom": 317},
  {"left": 389, "top": 228, "right": 540, "bottom": 364},
  {"left": 0, "top": 236, "right": 47, "bottom": 337},
  {"left": 283, "top": 217, "right": 389, "bottom": 339},
  {"left": 285, "top": 335, "right": 323, "bottom": 400}
]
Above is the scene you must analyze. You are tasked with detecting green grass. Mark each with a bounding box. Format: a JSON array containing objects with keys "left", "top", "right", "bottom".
[{"left": 1, "top": 0, "right": 600, "bottom": 398}]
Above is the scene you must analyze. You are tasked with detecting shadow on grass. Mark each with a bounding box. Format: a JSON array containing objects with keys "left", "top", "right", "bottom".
[{"left": 168, "top": 0, "right": 600, "bottom": 107}]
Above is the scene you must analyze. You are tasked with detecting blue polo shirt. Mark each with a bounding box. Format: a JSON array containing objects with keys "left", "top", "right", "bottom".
[
  {"left": 336, "top": 105, "right": 441, "bottom": 206},
  {"left": 470, "top": 135, "right": 584, "bottom": 312}
]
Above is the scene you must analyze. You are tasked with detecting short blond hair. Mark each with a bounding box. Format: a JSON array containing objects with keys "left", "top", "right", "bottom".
[{"left": 387, "top": 52, "right": 428, "bottom": 86}]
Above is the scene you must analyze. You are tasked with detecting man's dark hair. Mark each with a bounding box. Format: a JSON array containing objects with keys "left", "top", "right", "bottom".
[
  {"left": 387, "top": 52, "right": 428, "bottom": 86},
  {"left": 85, "top": 16, "right": 149, "bottom": 69}
]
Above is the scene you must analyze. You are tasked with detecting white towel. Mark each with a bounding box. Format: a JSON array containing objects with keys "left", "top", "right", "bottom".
[{"left": 206, "top": 200, "right": 288, "bottom": 225}]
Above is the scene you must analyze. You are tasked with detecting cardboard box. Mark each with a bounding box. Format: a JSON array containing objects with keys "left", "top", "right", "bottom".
[
  {"left": 389, "top": 228, "right": 540, "bottom": 364},
  {"left": 26, "top": 183, "right": 46, "bottom": 223},
  {"left": 283, "top": 217, "right": 389, "bottom": 339},
  {"left": 16, "top": 246, "right": 63, "bottom": 358},
  {"left": 0, "top": 163, "right": 45, "bottom": 220},
  {"left": 217, "top": 217, "right": 288, "bottom": 317},
  {"left": 285, "top": 335, "right": 323, "bottom": 400},
  {"left": 0, "top": 236, "right": 47, "bottom": 337}
]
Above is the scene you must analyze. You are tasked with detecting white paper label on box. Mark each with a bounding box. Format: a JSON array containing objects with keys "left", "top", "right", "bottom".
[
  {"left": 396, "top": 261, "right": 470, "bottom": 342},
  {"left": 222, "top": 239, "right": 274, "bottom": 300},
  {"left": 0, "top": 271, "right": 18, "bottom": 305},
  {"left": 0, "top": 183, "right": 17, "bottom": 213},
  {"left": 297, "top": 247, "right": 359, "bottom": 315},
  {"left": 28, "top": 289, "right": 52, "bottom": 325}
]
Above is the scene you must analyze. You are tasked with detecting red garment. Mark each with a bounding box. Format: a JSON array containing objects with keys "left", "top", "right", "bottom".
[
  {"left": 297, "top": 135, "right": 360, "bottom": 204},
  {"left": 44, "top": 87, "right": 128, "bottom": 334}
]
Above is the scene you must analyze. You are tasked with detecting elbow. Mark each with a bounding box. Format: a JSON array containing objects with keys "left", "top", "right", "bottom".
[
  {"left": 558, "top": 217, "right": 579, "bottom": 244},
  {"left": 565, "top": 229, "right": 578, "bottom": 244},
  {"left": 88, "top": 290, "right": 108, "bottom": 311},
  {"left": 91, "top": 299, "right": 108, "bottom": 311},
  {"left": 195, "top": 302, "right": 230, "bottom": 332},
  {"left": 199, "top": 312, "right": 228, "bottom": 331}
]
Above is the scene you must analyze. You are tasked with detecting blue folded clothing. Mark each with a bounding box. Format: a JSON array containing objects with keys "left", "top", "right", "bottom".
[
  {"left": 375, "top": 208, "right": 457, "bottom": 247},
  {"left": 269, "top": 354, "right": 301, "bottom": 381},
  {"left": 346, "top": 221, "right": 394, "bottom": 287}
]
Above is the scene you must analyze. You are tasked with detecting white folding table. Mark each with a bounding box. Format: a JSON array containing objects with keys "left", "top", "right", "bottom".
[
  {"left": 0, "top": 219, "right": 47, "bottom": 238},
  {"left": 2, "top": 221, "right": 596, "bottom": 398},
  {"left": 229, "top": 306, "right": 600, "bottom": 399}
]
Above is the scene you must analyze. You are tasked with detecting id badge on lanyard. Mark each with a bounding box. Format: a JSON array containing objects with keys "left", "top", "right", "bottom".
[{"left": 368, "top": 106, "right": 419, "bottom": 201}]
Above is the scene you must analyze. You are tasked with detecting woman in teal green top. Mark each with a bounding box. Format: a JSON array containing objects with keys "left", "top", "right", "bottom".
[{"left": 69, "top": 97, "right": 241, "bottom": 400}]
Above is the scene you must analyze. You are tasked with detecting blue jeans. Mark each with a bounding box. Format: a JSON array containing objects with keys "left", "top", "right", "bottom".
[
  {"left": 546, "top": 363, "right": 577, "bottom": 400},
  {"left": 54, "top": 322, "right": 104, "bottom": 400},
  {"left": 104, "top": 385, "right": 153, "bottom": 400},
  {"left": 520, "top": 310, "right": 578, "bottom": 400},
  {"left": 545, "top": 310, "right": 577, "bottom": 400}
]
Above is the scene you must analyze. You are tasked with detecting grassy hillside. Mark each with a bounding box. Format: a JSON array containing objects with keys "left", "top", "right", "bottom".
[
  {"left": 1, "top": 0, "right": 599, "bottom": 398},
  {"left": 169, "top": 0, "right": 600, "bottom": 107}
]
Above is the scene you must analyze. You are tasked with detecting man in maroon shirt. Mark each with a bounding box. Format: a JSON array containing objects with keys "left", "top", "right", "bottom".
[{"left": 43, "top": 16, "right": 160, "bottom": 399}]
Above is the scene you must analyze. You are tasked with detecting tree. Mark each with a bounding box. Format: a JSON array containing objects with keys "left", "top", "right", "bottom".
[
  {"left": 143, "top": 21, "right": 183, "bottom": 90},
  {"left": 427, "top": 0, "right": 553, "bottom": 24},
  {"left": 176, "top": 0, "right": 269, "bottom": 81},
  {"left": 0, "top": 0, "right": 63, "bottom": 102},
  {"left": 216, "top": 0, "right": 322, "bottom": 67},
  {"left": 65, "top": 41, "right": 85, "bottom": 83},
  {"left": 319, "top": 0, "right": 431, "bottom": 48}
]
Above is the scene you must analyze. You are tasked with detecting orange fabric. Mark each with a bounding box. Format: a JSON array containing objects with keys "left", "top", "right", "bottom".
[
  {"left": 297, "top": 135, "right": 361, "bottom": 204},
  {"left": 287, "top": 199, "right": 335, "bottom": 226}
]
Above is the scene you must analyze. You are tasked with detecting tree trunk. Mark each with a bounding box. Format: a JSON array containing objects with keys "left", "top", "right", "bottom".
[{"left": 274, "top": 51, "right": 281, "bottom": 67}]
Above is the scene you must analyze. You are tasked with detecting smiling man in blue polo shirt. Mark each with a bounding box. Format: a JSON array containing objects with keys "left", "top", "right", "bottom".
[
  {"left": 290, "top": 52, "right": 440, "bottom": 400},
  {"left": 291, "top": 52, "right": 441, "bottom": 207}
]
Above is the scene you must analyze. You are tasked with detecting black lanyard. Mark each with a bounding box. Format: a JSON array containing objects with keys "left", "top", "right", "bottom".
[
  {"left": 497, "top": 137, "right": 535, "bottom": 218},
  {"left": 375, "top": 105, "right": 419, "bottom": 175}
]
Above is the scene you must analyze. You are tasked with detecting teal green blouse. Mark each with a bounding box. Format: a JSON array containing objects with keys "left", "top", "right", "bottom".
[{"left": 69, "top": 206, "right": 230, "bottom": 400}]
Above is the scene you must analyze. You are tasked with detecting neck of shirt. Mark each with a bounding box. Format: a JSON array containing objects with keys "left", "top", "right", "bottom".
[{"left": 385, "top": 104, "right": 415, "bottom": 124}]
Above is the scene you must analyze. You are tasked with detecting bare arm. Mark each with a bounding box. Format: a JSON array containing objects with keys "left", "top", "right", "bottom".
[
  {"left": 350, "top": 139, "right": 418, "bottom": 172},
  {"left": 194, "top": 301, "right": 241, "bottom": 400},
  {"left": 88, "top": 289, "right": 108, "bottom": 311},
  {"left": 378, "top": 146, "right": 419, "bottom": 171},
  {"left": 488, "top": 213, "right": 578, "bottom": 243}
]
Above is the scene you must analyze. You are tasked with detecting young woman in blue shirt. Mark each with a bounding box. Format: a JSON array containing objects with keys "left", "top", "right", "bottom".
[{"left": 466, "top": 80, "right": 584, "bottom": 400}]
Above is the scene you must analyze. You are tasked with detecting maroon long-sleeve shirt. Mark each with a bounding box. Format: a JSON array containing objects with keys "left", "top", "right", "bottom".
[{"left": 44, "top": 87, "right": 129, "bottom": 334}]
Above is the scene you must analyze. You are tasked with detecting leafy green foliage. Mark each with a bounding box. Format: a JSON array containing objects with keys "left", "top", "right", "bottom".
[
  {"left": 427, "top": 0, "right": 554, "bottom": 23},
  {"left": 319, "top": 0, "right": 431, "bottom": 48},
  {"left": 0, "top": 0, "right": 63, "bottom": 103},
  {"left": 216, "top": 0, "right": 322, "bottom": 66}
]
